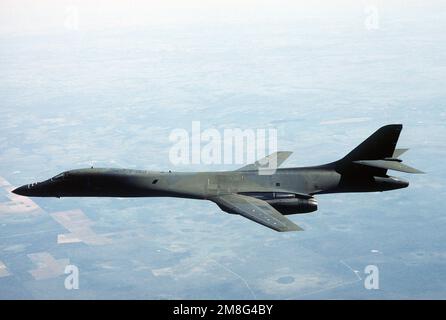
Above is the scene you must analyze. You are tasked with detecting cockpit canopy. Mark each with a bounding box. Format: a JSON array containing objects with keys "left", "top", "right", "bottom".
[{"left": 51, "top": 172, "right": 66, "bottom": 181}]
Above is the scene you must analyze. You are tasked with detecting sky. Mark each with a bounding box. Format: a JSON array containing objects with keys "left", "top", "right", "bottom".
[
  {"left": 0, "top": 0, "right": 445, "bottom": 299},
  {"left": 0, "top": 1, "right": 440, "bottom": 34}
]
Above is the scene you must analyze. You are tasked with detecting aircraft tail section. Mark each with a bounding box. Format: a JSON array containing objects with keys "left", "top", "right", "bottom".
[
  {"left": 336, "top": 124, "right": 423, "bottom": 175},
  {"left": 342, "top": 124, "right": 403, "bottom": 162}
]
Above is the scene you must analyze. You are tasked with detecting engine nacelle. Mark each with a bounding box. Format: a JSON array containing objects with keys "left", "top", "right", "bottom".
[
  {"left": 238, "top": 192, "right": 318, "bottom": 215},
  {"left": 267, "top": 197, "right": 317, "bottom": 215}
]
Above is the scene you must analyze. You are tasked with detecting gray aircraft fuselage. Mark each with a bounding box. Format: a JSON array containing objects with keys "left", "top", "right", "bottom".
[
  {"left": 11, "top": 124, "right": 421, "bottom": 231},
  {"left": 12, "top": 164, "right": 408, "bottom": 200}
]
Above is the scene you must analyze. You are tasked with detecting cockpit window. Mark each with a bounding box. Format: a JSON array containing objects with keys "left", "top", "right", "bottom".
[{"left": 52, "top": 173, "right": 65, "bottom": 181}]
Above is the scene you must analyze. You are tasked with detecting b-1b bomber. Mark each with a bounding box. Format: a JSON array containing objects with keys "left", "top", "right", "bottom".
[{"left": 13, "top": 124, "right": 423, "bottom": 232}]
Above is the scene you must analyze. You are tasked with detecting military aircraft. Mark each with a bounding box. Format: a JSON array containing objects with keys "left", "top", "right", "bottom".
[{"left": 12, "top": 124, "right": 423, "bottom": 232}]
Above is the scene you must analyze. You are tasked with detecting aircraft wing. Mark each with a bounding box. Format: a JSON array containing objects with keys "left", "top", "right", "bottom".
[
  {"left": 211, "top": 193, "right": 303, "bottom": 232},
  {"left": 235, "top": 151, "right": 292, "bottom": 171}
]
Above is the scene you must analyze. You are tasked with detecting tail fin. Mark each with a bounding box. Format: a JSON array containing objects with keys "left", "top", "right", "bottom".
[
  {"left": 337, "top": 124, "right": 424, "bottom": 175},
  {"left": 342, "top": 124, "right": 403, "bottom": 162}
]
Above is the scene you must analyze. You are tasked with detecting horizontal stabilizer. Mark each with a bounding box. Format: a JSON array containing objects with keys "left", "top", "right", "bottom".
[
  {"left": 236, "top": 151, "right": 293, "bottom": 171},
  {"left": 353, "top": 160, "right": 424, "bottom": 174}
]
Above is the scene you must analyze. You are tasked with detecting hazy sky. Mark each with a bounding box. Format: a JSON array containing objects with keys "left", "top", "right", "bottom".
[
  {"left": 0, "top": 0, "right": 445, "bottom": 299},
  {"left": 1, "top": 0, "right": 441, "bottom": 36}
]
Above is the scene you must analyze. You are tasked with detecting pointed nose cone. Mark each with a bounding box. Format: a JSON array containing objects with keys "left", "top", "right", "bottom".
[
  {"left": 12, "top": 180, "right": 58, "bottom": 197},
  {"left": 12, "top": 185, "right": 29, "bottom": 196}
]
